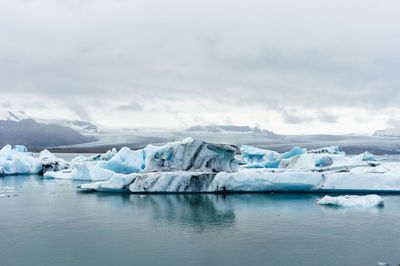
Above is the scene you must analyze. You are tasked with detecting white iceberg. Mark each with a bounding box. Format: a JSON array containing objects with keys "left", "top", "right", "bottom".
[
  {"left": 78, "top": 166, "right": 400, "bottom": 193},
  {"left": 278, "top": 153, "right": 375, "bottom": 172},
  {"left": 100, "top": 148, "right": 118, "bottom": 161},
  {"left": 79, "top": 173, "right": 137, "bottom": 192},
  {"left": 44, "top": 164, "right": 115, "bottom": 181},
  {"left": 0, "top": 145, "right": 42, "bottom": 175},
  {"left": 74, "top": 140, "right": 400, "bottom": 193},
  {"left": 318, "top": 195, "right": 384, "bottom": 207}
]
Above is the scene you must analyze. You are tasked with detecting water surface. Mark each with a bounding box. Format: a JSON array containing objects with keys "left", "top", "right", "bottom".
[{"left": 1, "top": 175, "right": 400, "bottom": 266}]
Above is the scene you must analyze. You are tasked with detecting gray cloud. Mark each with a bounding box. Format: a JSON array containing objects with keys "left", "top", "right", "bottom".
[
  {"left": 114, "top": 102, "right": 143, "bottom": 112},
  {"left": 0, "top": 0, "right": 399, "bottom": 131},
  {"left": 317, "top": 112, "right": 338, "bottom": 123},
  {"left": 282, "top": 110, "right": 313, "bottom": 125}
]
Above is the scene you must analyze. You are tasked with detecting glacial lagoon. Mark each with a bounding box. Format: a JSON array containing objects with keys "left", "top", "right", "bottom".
[{"left": 1, "top": 173, "right": 400, "bottom": 266}]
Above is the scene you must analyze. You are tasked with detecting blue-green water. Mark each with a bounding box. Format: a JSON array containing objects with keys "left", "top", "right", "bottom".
[{"left": 1, "top": 175, "right": 400, "bottom": 266}]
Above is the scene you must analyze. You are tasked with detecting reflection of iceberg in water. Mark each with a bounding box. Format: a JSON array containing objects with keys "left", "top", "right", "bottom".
[
  {"left": 90, "top": 193, "right": 235, "bottom": 232},
  {"left": 133, "top": 194, "right": 235, "bottom": 232}
]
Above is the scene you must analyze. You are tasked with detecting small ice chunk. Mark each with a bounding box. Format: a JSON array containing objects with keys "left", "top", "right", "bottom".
[
  {"left": 14, "top": 145, "right": 27, "bottom": 153},
  {"left": 79, "top": 173, "right": 137, "bottom": 191},
  {"left": 100, "top": 148, "right": 118, "bottom": 161},
  {"left": 314, "top": 156, "right": 333, "bottom": 167},
  {"left": 71, "top": 155, "right": 88, "bottom": 163},
  {"left": 318, "top": 195, "right": 384, "bottom": 207},
  {"left": 358, "top": 151, "right": 376, "bottom": 162},
  {"left": 44, "top": 165, "right": 115, "bottom": 181}
]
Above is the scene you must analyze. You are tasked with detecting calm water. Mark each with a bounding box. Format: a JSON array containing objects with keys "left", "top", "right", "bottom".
[{"left": 1, "top": 175, "right": 400, "bottom": 266}]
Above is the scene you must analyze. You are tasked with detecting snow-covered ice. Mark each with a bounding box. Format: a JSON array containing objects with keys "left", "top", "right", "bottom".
[
  {"left": 79, "top": 173, "right": 137, "bottom": 192},
  {"left": 0, "top": 145, "right": 42, "bottom": 175},
  {"left": 318, "top": 195, "right": 384, "bottom": 207},
  {"left": 44, "top": 164, "right": 115, "bottom": 181},
  {"left": 100, "top": 148, "right": 117, "bottom": 161}
]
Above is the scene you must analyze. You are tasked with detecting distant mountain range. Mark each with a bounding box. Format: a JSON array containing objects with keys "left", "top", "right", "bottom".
[
  {"left": 0, "top": 111, "right": 96, "bottom": 149},
  {"left": 2, "top": 110, "right": 400, "bottom": 154},
  {"left": 373, "top": 130, "right": 400, "bottom": 137},
  {"left": 186, "top": 125, "right": 276, "bottom": 136}
]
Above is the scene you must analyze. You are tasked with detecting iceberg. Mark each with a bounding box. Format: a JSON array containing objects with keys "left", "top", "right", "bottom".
[
  {"left": 96, "top": 145, "right": 158, "bottom": 174},
  {"left": 13, "top": 145, "right": 27, "bottom": 153},
  {"left": 145, "top": 138, "right": 238, "bottom": 173},
  {"left": 100, "top": 148, "right": 117, "bottom": 161},
  {"left": 79, "top": 173, "right": 137, "bottom": 192},
  {"left": 317, "top": 195, "right": 384, "bottom": 207},
  {"left": 129, "top": 172, "right": 216, "bottom": 192},
  {"left": 241, "top": 146, "right": 307, "bottom": 169},
  {"left": 278, "top": 150, "right": 380, "bottom": 172},
  {"left": 80, "top": 167, "right": 400, "bottom": 193},
  {"left": 44, "top": 164, "right": 115, "bottom": 181},
  {"left": 309, "top": 146, "right": 344, "bottom": 155},
  {"left": 39, "top": 149, "right": 69, "bottom": 173},
  {"left": 357, "top": 151, "right": 376, "bottom": 161},
  {"left": 240, "top": 145, "right": 279, "bottom": 164},
  {"left": 0, "top": 145, "right": 42, "bottom": 175},
  {"left": 73, "top": 139, "right": 400, "bottom": 193}
]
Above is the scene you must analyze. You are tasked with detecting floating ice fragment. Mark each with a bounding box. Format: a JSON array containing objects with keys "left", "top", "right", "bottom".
[{"left": 318, "top": 195, "right": 384, "bottom": 207}]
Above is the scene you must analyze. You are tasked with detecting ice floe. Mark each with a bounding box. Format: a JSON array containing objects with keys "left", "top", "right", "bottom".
[{"left": 317, "top": 195, "right": 384, "bottom": 207}]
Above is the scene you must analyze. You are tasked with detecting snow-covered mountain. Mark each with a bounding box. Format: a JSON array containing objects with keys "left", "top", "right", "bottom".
[
  {"left": 0, "top": 110, "right": 97, "bottom": 149},
  {"left": 186, "top": 125, "right": 276, "bottom": 136},
  {"left": 373, "top": 129, "right": 400, "bottom": 137},
  {"left": 0, "top": 110, "right": 28, "bottom": 122},
  {"left": 39, "top": 119, "right": 99, "bottom": 134}
]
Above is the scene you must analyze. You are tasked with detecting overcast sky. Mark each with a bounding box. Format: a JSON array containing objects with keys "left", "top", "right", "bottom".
[{"left": 1, "top": 0, "right": 399, "bottom": 134}]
